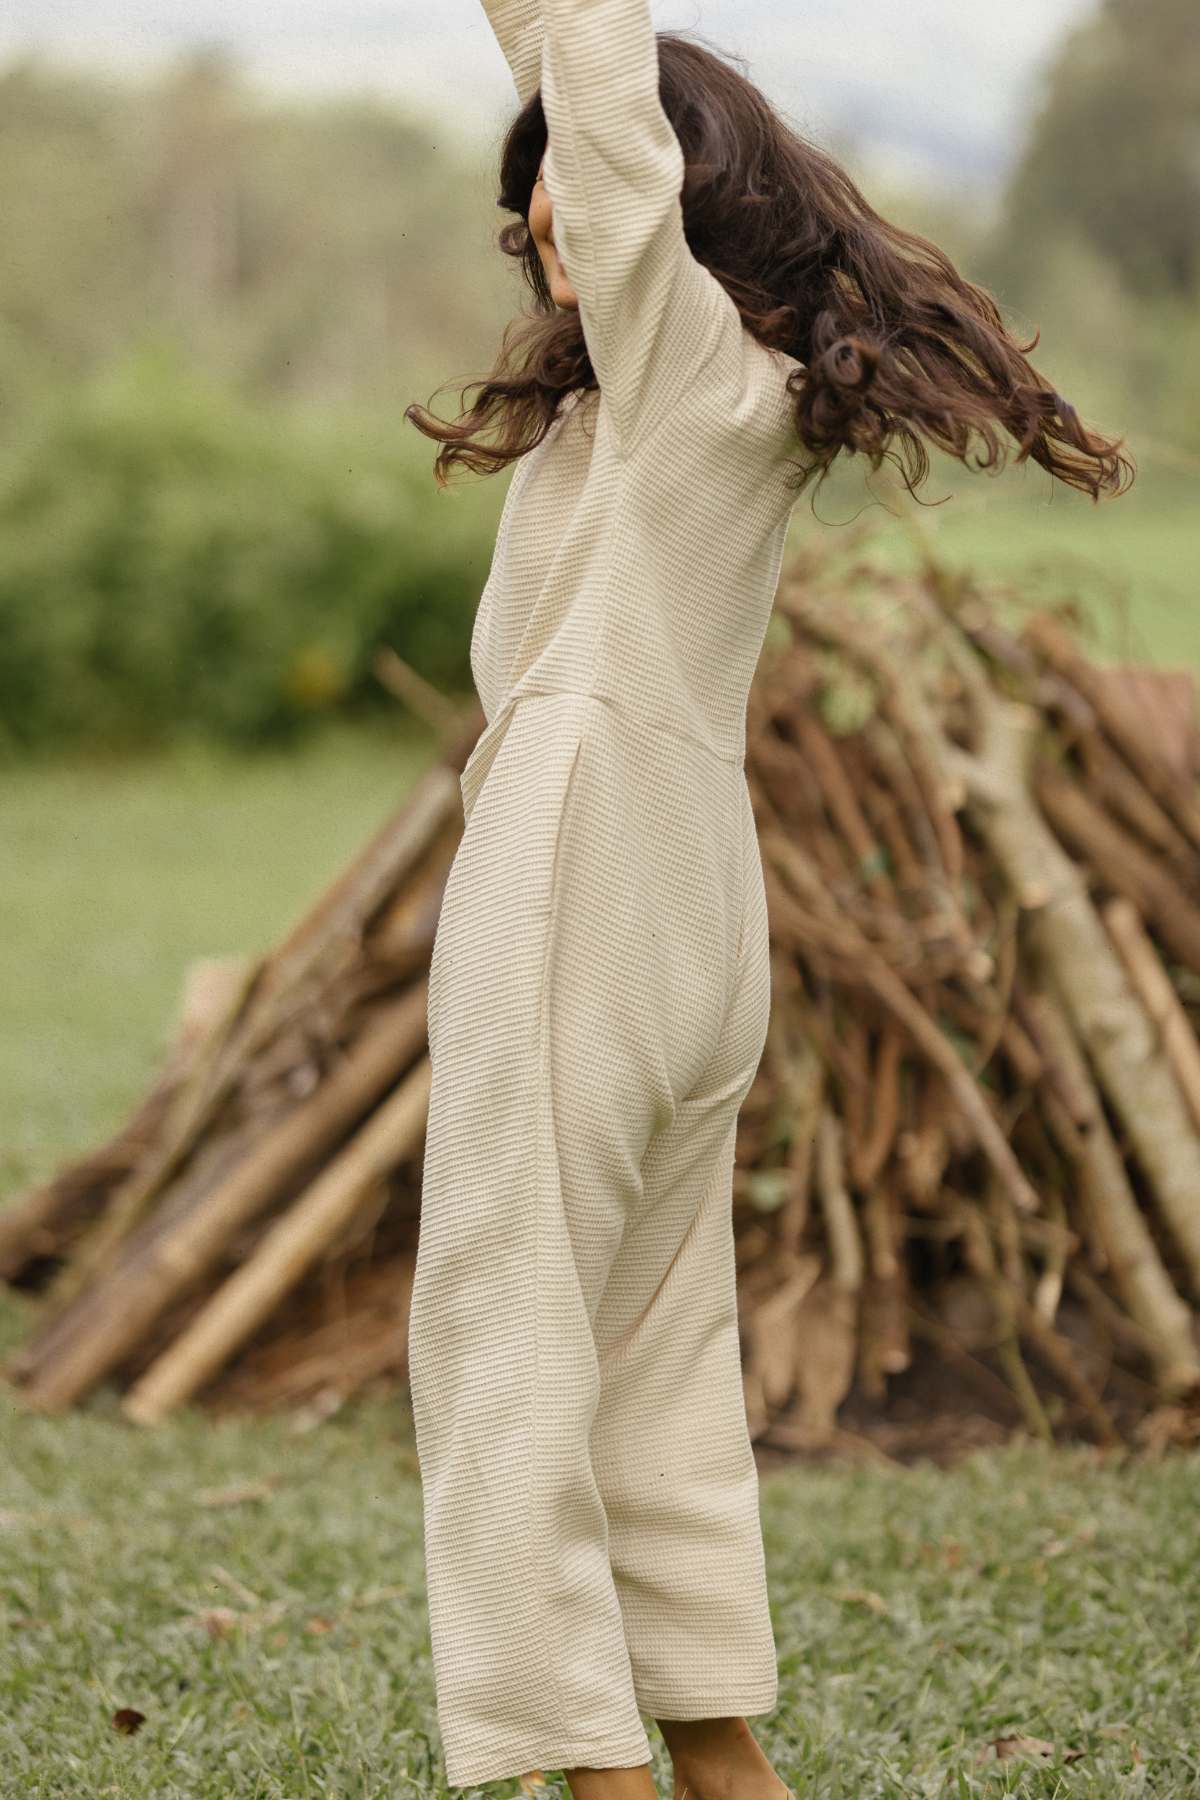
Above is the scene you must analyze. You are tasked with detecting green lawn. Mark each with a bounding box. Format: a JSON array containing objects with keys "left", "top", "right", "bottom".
[
  {"left": 0, "top": 1360, "right": 1195, "bottom": 1796},
  {"left": 0, "top": 720, "right": 437, "bottom": 1211}
]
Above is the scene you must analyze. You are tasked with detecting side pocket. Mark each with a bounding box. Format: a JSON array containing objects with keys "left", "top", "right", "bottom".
[
  {"left": 738, "top": 788, "right": 772, "bottom": 1080},
  {"left": 674, "top": 771, "right": 754, "bottom": 1112},
  {"left": 428, "top": 698, "right": 520, "bottom": 1063},
  {"left": 731, "top": 772, "right": 753, "bottom": 990},
  {"left": 534, "top": 723, "right": 587, "bottom": 1054}
]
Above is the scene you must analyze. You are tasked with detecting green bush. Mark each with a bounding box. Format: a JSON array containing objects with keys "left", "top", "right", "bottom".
[{"left": 0, "top": 348, "right": 501, "bottom": 755}]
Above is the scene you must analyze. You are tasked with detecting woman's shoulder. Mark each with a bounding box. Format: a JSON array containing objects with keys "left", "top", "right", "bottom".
[{"left": 690, "top": 327, "right": 805, "bottom": 463}]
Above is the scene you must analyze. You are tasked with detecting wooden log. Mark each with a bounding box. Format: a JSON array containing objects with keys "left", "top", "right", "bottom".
[
  {"left": 1077, "top": 728, "right": 1200, "bottom": 884},
  {"left": 1013, "top": 978, "right": 1090, "bottom": 1129},
  {"left": 856, "top": 764, "right": 923, "bottom": 894},
  {"left": 848, "top": 1024, "right": 902, "bottom": 1191},
  {"left": 10, "top": 985, "right": 428, "bottom": 1411},
  {"left": 815, "top": 1106, "right": 863, "bottom": 1291},
  {"left": 7, "top": 1124, "right": 257, "bottom": 1386},
  {"left": 373, "top": 645, "right": 473, "bottom": 742},
  {"left": 1028, "top": 985, "right": 1199, "bottom": 1394},
  {"left": 1026, "top": 1189, "right": 1071, "bottom": 1326},
  {"left": 790, "top": 712, "right": 892, "bottom": 902},
  {"left": 207, "top": 1249, "right": 418, "bottom": 1411},
  {"left": 1035, "top": 766, "right": 1200, "bottom": 976},
  {"left": 861, "top": 717, "right": 950, "bottom": 894},
  {"left": 1022, "top": 614, "right": 1200, "bottom": 851},
  {"left": 789, "top": 1275, "right": 859, "bottom": 1441},
  {"left": 38, "top": 956, "right": 266, "bottom": 1310},
  {"left": 958, "top": 1200, "right": 1054, "bottom": 1443},
  {"left": 776, "top": 577, "right": 966, "bottom": 882},
  {"left": 933, "top": 680, "right": 1200, "bottom": 1295},
  {"left": 0, "top": 956, "right": 254, "bottom": 1283},
  {"left": 1096, "top": 667, "right": 1199, "bottom": 778},
  {"left": 123, "top": 1056, "right": 433, "bottom": 1424},
  {"left": 858, "top": 1171, "right": 910, "bottom": 1394},
  {"left": 1103, "top": 897, "right": 1200, "bottom": 1133},
  {"left": 774, "top": 1028, "right": 822, "bottom": 1258},
  {"left": 49, "top": 771, "right": 455, "bottom": 1310},
  {"left": 1013, "top": 1290, "right": 1122, "bottom": 1447},
  {"left": 894, "top": 1073, "right": 952, "bottom": 1212},
  {"left": 764, "top": 828, "right": 1041, "bottom": 1216},
  {"left": 743, "top": 1255, "right": 823, "bottom": 1410}
]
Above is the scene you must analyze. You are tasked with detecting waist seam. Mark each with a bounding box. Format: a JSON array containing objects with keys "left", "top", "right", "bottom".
[{"left": 513, "top": 684, "right": 745, "bottom": 767}]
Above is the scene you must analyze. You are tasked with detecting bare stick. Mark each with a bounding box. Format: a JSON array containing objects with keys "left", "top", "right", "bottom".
[{"left": 124, "top": 1057, "right": 433, "bottom": 1425}]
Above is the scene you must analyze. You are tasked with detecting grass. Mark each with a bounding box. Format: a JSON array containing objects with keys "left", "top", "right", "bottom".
[
  {"left": 0, "top": 1358, "right": 1196, "bottom": 1796},
  {"left": 0, "top": 717, "right": 437, "bottom": 1212}
]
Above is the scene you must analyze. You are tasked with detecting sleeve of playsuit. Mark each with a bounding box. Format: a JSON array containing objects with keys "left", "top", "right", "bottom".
[
  {"left": 479, "top": 0, "right": 734, "bottom": 458},
  {"left": 478, "top": 0, "right": 546, "bottom": 105}
]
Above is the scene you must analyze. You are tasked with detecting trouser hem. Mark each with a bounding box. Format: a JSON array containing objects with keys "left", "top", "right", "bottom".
[
  {"left": 444, "top": 1734, "right": 652, "bottom": 1788},
  {"left": 637, "top": 1687, "right": 779, "bottom": 1719}
]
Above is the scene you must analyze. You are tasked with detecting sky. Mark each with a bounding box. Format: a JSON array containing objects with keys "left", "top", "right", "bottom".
[{"left": 2, "top": 0, "right": 1096, "bottom": 193}]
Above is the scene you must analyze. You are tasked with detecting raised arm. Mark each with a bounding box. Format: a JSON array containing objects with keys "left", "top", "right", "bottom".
[
  {"left": 541, "top": 0, "right": 734, "bottom": 456},
  {"left": 479, "top": 0, "right": 544, "bottom": 106},
  {"left": 483, "top": 0, "right": 735, "bottom": 460}
]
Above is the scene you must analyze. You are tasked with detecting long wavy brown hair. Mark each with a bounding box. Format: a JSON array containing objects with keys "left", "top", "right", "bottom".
[{"left": 406, "top": 32, "right": 1135, "bottom": 503}]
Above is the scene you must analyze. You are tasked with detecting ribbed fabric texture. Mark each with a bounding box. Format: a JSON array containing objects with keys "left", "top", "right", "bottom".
[{"left": 407, "top": 0, "right": 804, "bottom": 1786}]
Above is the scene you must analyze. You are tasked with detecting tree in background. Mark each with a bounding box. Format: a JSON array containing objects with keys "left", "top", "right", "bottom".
[
  {"left": 0, "top": 53, "right": 511, "bottom": 422},
  {"left": 998, "top": 0, "right": 1198, "bottom": 302},
  {"left": 979, "top": 0, "right": 1200, "bottom": 456}
]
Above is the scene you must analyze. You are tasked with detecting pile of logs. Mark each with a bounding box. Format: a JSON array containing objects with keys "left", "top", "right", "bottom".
[{"left": 3, "top": 520, "right": 1199, "bottom": 1449}]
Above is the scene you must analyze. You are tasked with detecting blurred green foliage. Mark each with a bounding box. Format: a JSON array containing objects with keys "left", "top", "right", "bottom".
[
  {"left": 0, "top": 1, "right": 1195, "bottom": 756},
  {"left": 0, "top": 349, "right": 500, "bottom": 754}
]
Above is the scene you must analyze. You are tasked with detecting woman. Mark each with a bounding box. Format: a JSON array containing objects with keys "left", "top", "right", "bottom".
[{"left": 404, "top": 3, "right": 1132, "bottom": 1795}]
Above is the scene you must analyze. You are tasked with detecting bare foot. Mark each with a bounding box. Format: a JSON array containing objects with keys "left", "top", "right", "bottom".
[{"left": 654, "top": 1715, "right": 790, "bottom": 1800}]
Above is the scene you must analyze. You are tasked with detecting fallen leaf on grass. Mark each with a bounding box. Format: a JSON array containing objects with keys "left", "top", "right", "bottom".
[
  {"left": 183, "top": 1583, "right": 404, "bottom": 1642},
  {"left": 209, "top": 1562, "right": 263, "bottom": 1608},
  {"left": 519, "top": 1775, "right": 550, "bottom": 1794},
  {"left": 194, "top": 1607, "right": 241, "bottom": 1639},
  {"left": 194, "top": 1477, "right": 281, "bottom": 1509},
  {"left": 976, "top": 1733, "right": 1084, "bottom": 1765},
  {"left": 832, "top": 1586, "right": 889, "bottom": 1615},
  {"left": 183, "top": 1601, "right": 288, "bottom": 1637},
  {"left": 111, "top": 1709, "right": 146, "bottom": 1735}
]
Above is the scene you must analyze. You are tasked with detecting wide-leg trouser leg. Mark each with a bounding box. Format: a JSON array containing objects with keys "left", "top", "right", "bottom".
[
  {"left": 589, "top": 797, "right": 777, "bottom": 1717},
  {"left": 408, "top": 692, "right": 772, "bottom": 1788}
]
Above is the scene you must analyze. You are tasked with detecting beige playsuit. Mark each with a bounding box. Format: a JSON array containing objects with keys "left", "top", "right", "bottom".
[{"left": 407, "top": 0, "right": 806, "bottom": 1785}]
